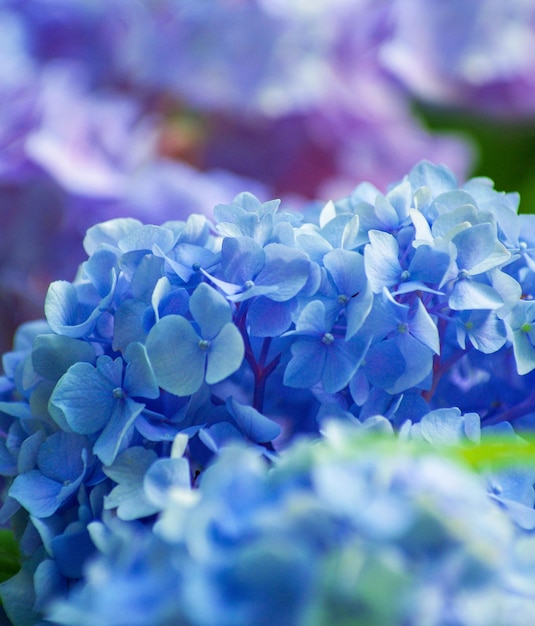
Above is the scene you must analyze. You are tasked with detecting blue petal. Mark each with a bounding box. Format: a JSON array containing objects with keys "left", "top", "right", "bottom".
[
  {"left": 364, "top": 230, "right": 401, "bottom": 293},
  {"left": 163, "top": 243, "right": 219, "bottom": 283},
  {"left": 49, "top": 362, "right": 115, "bottom": 434},
  {"left": 227, "top": 397, "right": 281, "bottom": 443},
  {"left": 94, "top": 398, "right": 146, "bottom": 466},
  {"left": 112, "top": 299, "right": 149, "bottom": 352},
  {"left": 190, "top": 283, "right": 232, "bottom": 339},
  {"left": 221, "top": 236, "right": 265, "bottom": 285},
  {"left": 408, "top": 245, "right": 451, "bottom": 285},
  {"left": 104, "top": 447, "right": 159, "bottom": 520},
  {"left": 51, "top": 526, "right": 96, "bottom": 579},
  {"left": 449, "top": 279, "right": 504, "bottom": 310},
  {"left": 363, "top": 339, "right": 405, "bottom": 389},
  {"left": 45, "top": 279, "right": 116, "bottom": 338},
  {"left": 118, "top": 224, "right": 175, "bottom": 254},
  {"left": 408, "top": 161, "right": 457, "bottom": 196},
  {"left": 410, "top": 299, "right": 440, "bottom": 354},
  {"left": 199, "top": 422, "right": 243, "bottom": 453},
  {"left": 0, "top": 564, "right": 40, "bottom": 626},
  {"left": 32, "top": 334, "right": 95, "bottom": 381},
  {"left": 17, "top": 430, "right": 46, "bottom": 473},
  {"left": 292, "top": 300, "right": 327, "bottom": 335},
  {"left": 453, "top": 223, "right": 510, "bottom": 274},
  {"left": 374, "top": 195, "right": 399, "bottom": 230},
  {"left": 323, "top": 249, "right": 367, "bottom": 299},
  {"left": 513, "top": 330, "right": 535, "bottom": 375},
  {"left": 284, "top": 340, "right": 326, "bottom": 389},
  {"left": 205, "top": 323, "right": 245, "bottom": 385},
  {"left": 458, "top": 311, "right": 507, "bottom": 354},
  {"left": 124, "top": 342, "right": 159, "bottom": 399},
  {"left": 83, "top": 217, "right": 143, "bottom": 255},
  {"left": 34, "top": 559, "right": 65, "bottom": 612},
  {"left": 254, "top": 244, "right": 310, "bottom": 302},
  {"left": 345, "top": 283, "right": 373, "bottom": 339},
  {"left": 10, "top": 471, "right": 67, "bottom": 518},
  {"left": 322, "top": 336, "right": 368, "bottom": 394},
  {"left": 387, "top": 334, "right": 434, "bottom": 395},
  {"left": 145, "top": 315, "right": 205, "bottom": 396},
  {"left": 247, "top": 298, "right": 296, "bottom": 337},
  {"left": 144, "top": 457, "right": 192, "bottom": 508},
  {"left": 83, "top": 249, "right": 118, "bottom": 298},
  {"left": 37, "top": 432, "right": 89, "bottom": 483}
]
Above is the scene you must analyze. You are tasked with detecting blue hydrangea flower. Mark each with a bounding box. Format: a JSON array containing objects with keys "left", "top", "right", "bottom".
[
  {"left": 1, "top": 160, "right": 535, "bottom": 623},
  {"left": 44, "top": 422, "right": 535, "bottom": 626},
  {"left": 145, "top": 282, "right": 244, "bottom": 397}
]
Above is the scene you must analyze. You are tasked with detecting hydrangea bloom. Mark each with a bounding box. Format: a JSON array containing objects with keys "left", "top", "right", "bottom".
[
  {"left": 0, "top": 161, "right": 535, "bottom": 623},
  {"left": 44, "top": 423, "right": 535, "bottom": 626}
]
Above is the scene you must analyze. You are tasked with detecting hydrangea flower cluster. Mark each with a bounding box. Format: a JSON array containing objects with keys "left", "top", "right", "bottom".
[
  {"left": 1, "top": 160, "right": 535, "bottom": 623},
  {"left": 43, "top": 424, "right": 535, "bottom": 626}
]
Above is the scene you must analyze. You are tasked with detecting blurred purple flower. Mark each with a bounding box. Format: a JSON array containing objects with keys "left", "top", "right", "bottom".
[{"left": 382, "top": 0, "right": 535, "bottom": 117}]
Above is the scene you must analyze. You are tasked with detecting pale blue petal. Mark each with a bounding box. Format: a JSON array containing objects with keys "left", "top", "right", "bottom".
[
  {"left": 453, "top": 223, "right": 510, "bottom": 274},
  {"left": 323, "top": 249, "right": 367, "bottom": 298},
  {"left": 190, "top": 283, "right": 232, "bottom": 339},
  {"left": 341, "top": 215, "right": 361, "bottom": 250},
  {"left": 255, "top": 244, "right": 310, "bottom": 302},
  {"left": 124, "top": 342, "right": 160, "bottom": 399},
  {"left": 345, "top": 283, "right": 373, "bottom": 339},
  {"left": 83, "top": 217, "right": 143, "bottom": 255},
  {"left": 205, "top": 323, "right": 244, "bottom": 385},
  {"left": 145, "top": 315, "right": 205, "bottom": 396},
  {"left": 94, "top": 398, "right": 145, "bottom": 466},
  {"left": 374, "top": 195, "right": 399, "bottom": 229},
  {"left": 449, "top": 279, "right": 504, "bottom": 310},
  {"left": 104, "top": 447, "right": 159, "bottom": 520},
  {"left": 49, "top": 362, "right": 115, "bottom": 434},
  {"left": 460, "top": 311, "right": 507, "bottom": 354},
  {"left": 416, "top": 408, "right": 465, "bottom": 445},
  {"left": 221, "top": 236, "right": 265, "bottom": 285},
  {"left": 45, "top": 279, "right": 115, "bottom": 338},
  {"left": 118, "top": 224, "right": 175, "bottom": 254},
  {"left": 83, "top": 249, "right": 118, "bottom": 298},
  {"left": 364, "top": 230, "right": 401, "bottom": 293},
  {"left": 409, "top": 161, "right": 457, "bottom": 196},
  {"left": 199, "top": 422, "right": 243, "bottom": 453},
  {"left": 513, "top": 330, "right": 535, "bottom": 375},
  {"left": 293, "top": 300, "right": 327, "bottom": 335},
  {"left": 387, "top": 334, "right": 434, "bottom": 395},
  {"left": 410, "top": 299, "right": 440, "bottom": 354}
]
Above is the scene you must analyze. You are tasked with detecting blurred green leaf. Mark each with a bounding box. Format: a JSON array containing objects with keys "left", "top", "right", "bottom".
[
  {"left": 0, "top": 529, "right": 20, "bottom": 586},
  {"left": 415, "top": 102, "right": 535, "bottom": 213}
]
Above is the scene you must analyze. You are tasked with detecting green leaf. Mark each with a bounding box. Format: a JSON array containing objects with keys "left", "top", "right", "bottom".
[{"left": 0, "top": 529, "right": 20, "bottom": 586}]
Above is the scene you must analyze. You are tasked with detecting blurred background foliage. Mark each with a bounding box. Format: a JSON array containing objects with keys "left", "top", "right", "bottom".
[{"left": 418, "top": 105, "right": 535, "bottom": 213}]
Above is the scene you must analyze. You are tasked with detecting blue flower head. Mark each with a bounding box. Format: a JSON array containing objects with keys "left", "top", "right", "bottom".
[
  {"left": 45, "top": 422, "right": 535, "bottom": 626},
  {"left": 145, "top": 282, "right": 244, "bottom": 396},
  {"left": 1, "top": 160, "right": 535, "bottom": 623}
]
